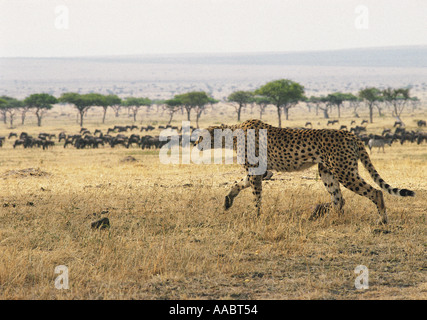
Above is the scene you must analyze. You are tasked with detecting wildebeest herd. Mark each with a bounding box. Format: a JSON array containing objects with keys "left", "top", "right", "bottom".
[
  {"left": 1, "top": 120, "right": 425, "bottom": 151},
  {"left": 1, "top": 124, "right": 195, "bottom": 150},
  {"left": 305, "top": 119, "right": 427, "bottom": 153}
]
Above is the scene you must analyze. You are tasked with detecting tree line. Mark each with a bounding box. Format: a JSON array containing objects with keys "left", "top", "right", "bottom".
[
  {"left": 0, "top": 79, "right": 420, "bottom": 128},
  {"left": 227, "top": 81, "right": 419, "bottom": 126}
]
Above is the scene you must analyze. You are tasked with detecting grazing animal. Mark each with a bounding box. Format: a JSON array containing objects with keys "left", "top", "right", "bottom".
[
  {"left": 416, "top": 132, "right": 427, "bottom": 144},
  {"left": 393, "top": 121, "right": 404, "bottom": 127},
  {"left": 58, "top": 132, "right": 67, "bottom": 142},
  {"left": 368, "top": 138, "right": 392, "bottom": 153},
  {"left": 194, "top": 119, "right": 414, "bottom": 224},
  {"left": 382, "top": 129, "right": 391, "bottom": 136},
  {"left": 349, "top": 126, "right": 367, "bottom": 135},
  {"left": 417, "top": 120, "right": 426, "bottom": 127}
]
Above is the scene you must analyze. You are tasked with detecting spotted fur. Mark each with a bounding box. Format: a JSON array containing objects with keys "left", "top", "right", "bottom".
[{"left": 194, "top": 119, "right": 414, "bottom": 224}]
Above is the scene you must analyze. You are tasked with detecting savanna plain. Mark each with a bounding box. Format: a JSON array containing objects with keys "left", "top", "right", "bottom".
[{"left": 0, "top": 105, "right": 426, "bottom": 300}]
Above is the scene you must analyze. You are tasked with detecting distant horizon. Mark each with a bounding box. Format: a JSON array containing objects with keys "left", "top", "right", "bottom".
[{"left": 2, "top": 44, "right": 427, "bottom": 59}]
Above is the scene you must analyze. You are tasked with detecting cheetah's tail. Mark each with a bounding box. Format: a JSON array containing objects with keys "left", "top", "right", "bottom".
[{"left": 357, "top": 139, "right": 415, "bottom": 197}]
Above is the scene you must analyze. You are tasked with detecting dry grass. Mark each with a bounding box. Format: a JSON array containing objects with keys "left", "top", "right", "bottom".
[{"left": 0, "top": 107, "right": 426, "bottom": 300}]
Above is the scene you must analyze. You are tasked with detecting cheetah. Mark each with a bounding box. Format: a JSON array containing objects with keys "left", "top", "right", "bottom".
[{"left": 194, "top": 119, "right": 414, "bottom": 224}]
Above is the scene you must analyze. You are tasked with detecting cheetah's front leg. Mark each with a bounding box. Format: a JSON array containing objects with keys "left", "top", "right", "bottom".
[
  {"left": 224, "top": 176, "right": 250, "bottom": 210},
  {"left": 249, "top": 175, "right": 263, "bottom": 216},
  {"left": 224, "top": 171, "right": 272, "bottom": 211}
]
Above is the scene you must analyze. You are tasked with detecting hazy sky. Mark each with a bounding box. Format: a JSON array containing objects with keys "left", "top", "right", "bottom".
[{"left": 1, "top": 0, "right": 426, "bottom": 57}]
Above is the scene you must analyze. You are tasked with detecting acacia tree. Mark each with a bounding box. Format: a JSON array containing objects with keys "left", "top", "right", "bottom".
[
  {"left": 164, "top": 97, "right": 182, "bottom": 125},
  {"left": 382, "top": 88, "right": 410, "bottom": 120},
  {"left": 101, "top": 94, "right": 121, "bottom": 123},
  {"left": 255, "top": 79, "right": 304, "bottom": 127},
  {"left": 178, "top": 91, "right": 211, "bottom": 128},
  {"left": 306, "top": 96, "right": 324, "bottom": 117},
  {"left": 106, "top": 94, "right": 122, "bottom": 118},
  {"left": 325, "top": 92, "right": 348, "bottom": 118},
  {"left": 0, "top": 96, "right": 18, "bottom": 124},
  {"left": 409, "top": 96, "right": 420, "bottom": 112},
  {"left": 123, "top": 97, "right": 151, "bottom": 122},
  {"left": 228, "top": 90, "right": 254, "bottom": 121},
  {"left": 59, "top": 92, "right": 105, "bottom": 127},
  {"left": 176, "top": 93, "right": 193, "bottom": 121},
  {"left": 346, "top": 93, "right": 362, "bottom": 117},
  {"left": 20, "top": 103, "right": 31, "bottom": 125},
  {"left": 5, "top": 98, "right": 23, "bottom": 127},
  {"left": 253, "top": 95, "right": 271, "bottom": 120},
  {"left": 24, "top": 93, "right": 57, "bottom": 127},
  {"left": 358, "top": 87, "right": 382, "bottom": 123}
]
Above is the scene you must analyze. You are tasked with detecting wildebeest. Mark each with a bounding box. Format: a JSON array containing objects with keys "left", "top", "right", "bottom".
[
  {"left": 368, "top": 138, "right": 392, "bottom": 153},
  {"left": 42, "top": 140, "right": 55, "bottom": 150},
  {"left": 39, "top": 133, "right": 56, "bottom": 140},
  {"left": 58, "top": 132, "right": 67, "bottom": 142},
  {"left": 140, "top": 135, "right": 168, "bottom": 149},
  {"left": 114, "top": 125, "right": 129, "bottom": 133},
  {"left": 350, "top": 126, "right": 367, "bottom": 135},
  {"left": 382, "top": 129, "right": 391, "bottom": 136},
  {"left": 416, "top": 132, "right": 427, "bottom": 144},
  {"left": 19, "top": 132, "right": 28, "bottom": 139},
  {"left": 13, "top": 137, "right": 33, "bottom": 148},
  {"left": 417, "top": 120, "right": 426, "bottom": 127},
  {"left": 393, "top": 121, "right": 404, "bottom": 127},
  {"left": 110, "top": 134, "right": 128, "bottom": 148},
  {"left": 126, "top": 134, "right": 141, "bottom": 148}
]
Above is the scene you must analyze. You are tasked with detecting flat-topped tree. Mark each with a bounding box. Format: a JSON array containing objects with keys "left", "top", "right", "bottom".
[
  {"left": 255, "top": 79, "right": 304, "bottom": 127},
  {"left": 253, "top": 95, "right": 271, "bottom": 120},
  {"left": 177, "top": 91, "right": 211, "bottom": 128},
  {"left": 228, "top": 90, "right": 254, "bottom": 121},
  {"left": 24, "top": 93, "right": 57, "bottom": 127},
  {"left": 164, "top": 97, "right": 182, "bottom": 125},
  {"left": 4, "top": 97, "right": 24, "bottom": 127},
  {"left": 59, "top": 92, "right": 106, "bottom": 127},
  {"left": 358, "top": 87, "right": 382, "bottom": 123},
  {"left": 382, "top": 88, "right": 411, "bottom": 120},
  {"left": 123, "top": 97, "right": 151, "bottom": 122},
  {"left": 101, "top": 94, "right": 121, "bottom": 123},
  {"left": 325, "top": 92, "right": 350, "bottom": 118}
]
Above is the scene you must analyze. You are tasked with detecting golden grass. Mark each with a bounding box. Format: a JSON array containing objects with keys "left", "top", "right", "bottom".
[{"left": 0, "top": 106, "right": 426, "bottom": 299}]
